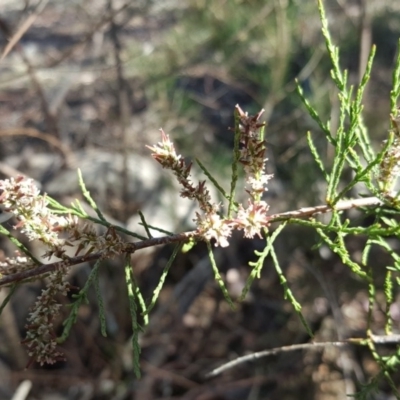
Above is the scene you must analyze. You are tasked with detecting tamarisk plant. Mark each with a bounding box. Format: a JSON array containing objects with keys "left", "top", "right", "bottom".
[{"left": 0, "top": 0, "right": 400, "bottom": 396}]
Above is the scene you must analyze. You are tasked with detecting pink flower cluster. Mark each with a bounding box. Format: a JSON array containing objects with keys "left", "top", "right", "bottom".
[
  {"left": 0, "top": 175, "right": 127, "bottom": 261},
  {"left": 0, "top": 175, "right": 127, "bottom": 365},
  {"left": 148, "top": 105, "right": 273, "bottom": 246},
  {"left": 0, "top": 176, "right": 77, "bottom": 251}
]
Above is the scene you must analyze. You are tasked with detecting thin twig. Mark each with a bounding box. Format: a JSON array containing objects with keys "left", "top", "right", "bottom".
[
  {"left": 206, "top": 334, "right": 400, "bottom": 378},
  {"left": 271, "top": 196, "right": 383, "bottom": 221},
  {"left": 369, "top": 334, "right": 400, "bottom": 344},
  {"left": 0, "top": 0, "right": 49, "bottom": 61},
  {"left": 206, "top": 341, "right": 348, "bottom": 378}
]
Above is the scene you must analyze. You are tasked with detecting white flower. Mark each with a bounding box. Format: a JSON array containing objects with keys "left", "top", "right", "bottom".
[
  {"left": 196, "top": 213, "right": 232, "bottom": 247},
  {"left": 235, "top": 201, "right": 270, "bottom": 238}
]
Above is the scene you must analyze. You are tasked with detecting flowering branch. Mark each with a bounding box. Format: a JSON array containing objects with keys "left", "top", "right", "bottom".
[{"left": 0, "top": 195, "right": 385, "bottom": 288}]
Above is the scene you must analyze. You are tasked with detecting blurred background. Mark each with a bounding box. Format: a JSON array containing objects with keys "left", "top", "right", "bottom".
[{"left": 1, "top": 0, "right": 400, "bottom": 399}]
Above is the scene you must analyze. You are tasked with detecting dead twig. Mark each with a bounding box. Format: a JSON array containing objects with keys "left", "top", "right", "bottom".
[
  {"left": 0, "top": 15, "right": 61, "bottom": 140},
  {"left": 206, "top": 341, "right": 348, "bottom": 378},
  {"left": 0, "top": 0, "right": 49, "bottom": 61},
  {"left": 206, "top": 334, "right": 400, "bottom": 378}
]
